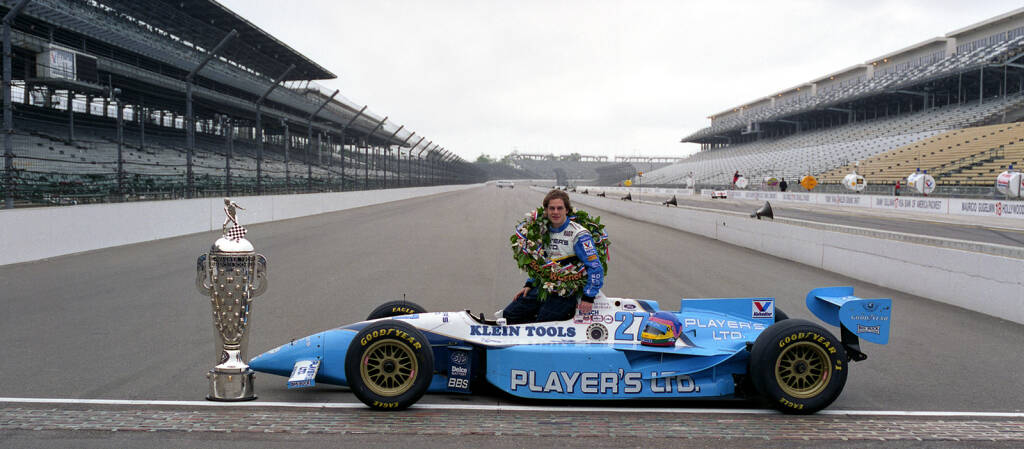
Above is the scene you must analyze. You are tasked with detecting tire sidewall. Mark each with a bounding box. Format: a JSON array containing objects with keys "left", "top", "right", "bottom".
[
  {"left": 366, "top": 300, "right": 428, "bottom": 320},
  {"left": 345, "top": 320, "right": 434, "bottom": 410},
  {"left": 749, "top": 319, "right": 848, "bottom": 414}
]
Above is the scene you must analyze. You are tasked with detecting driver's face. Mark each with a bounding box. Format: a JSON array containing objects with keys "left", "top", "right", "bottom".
[{"left": 546, "top": 199, "right": 567, "bottom": 227}]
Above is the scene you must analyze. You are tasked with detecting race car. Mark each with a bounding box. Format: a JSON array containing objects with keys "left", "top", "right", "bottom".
[{"left": 249, "top": 286, "right": 891, "bottom": 414}]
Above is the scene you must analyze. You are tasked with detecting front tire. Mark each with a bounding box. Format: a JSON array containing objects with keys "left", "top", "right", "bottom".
[
  {"left": 749, "top": 319, "right": 848, "bottom": 414},
  {"left": 345, "top": 320, "right": 433, "bottom": 410},
  {"left": 366, "top": 300, "right": 427, "bottom": 320}
]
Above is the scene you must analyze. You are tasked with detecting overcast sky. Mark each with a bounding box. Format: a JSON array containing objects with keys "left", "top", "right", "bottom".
[{"left": 219, "top": 0, "right": 1023, "bottom": 161}]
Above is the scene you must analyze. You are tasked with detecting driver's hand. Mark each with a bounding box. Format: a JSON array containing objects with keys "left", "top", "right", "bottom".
[
  {"left": 514, "top": 287, "right": 531, "bottom": 300},
  {"left": 578, "top": 300, "right": 593, "bottom": 314}
]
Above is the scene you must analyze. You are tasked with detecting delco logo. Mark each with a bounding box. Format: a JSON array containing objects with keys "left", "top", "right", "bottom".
[
  {"left": 857, "top": 324, "right": 881, "bottom": 335},
  {"left": 752, "top": 300, "right": 774, "bottom": 319},
  {"left": 450, "top": 366, "right": 469, "bottom": 376}
]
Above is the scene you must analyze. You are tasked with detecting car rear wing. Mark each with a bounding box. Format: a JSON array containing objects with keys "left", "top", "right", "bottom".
[{"left": 806, "top": 286, "right": 892, "bottom": 362}]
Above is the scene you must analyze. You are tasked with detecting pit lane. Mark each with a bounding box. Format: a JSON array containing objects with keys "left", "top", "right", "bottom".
[{"left": 1, "top": 185, "right": 1022, "bottom": 445}]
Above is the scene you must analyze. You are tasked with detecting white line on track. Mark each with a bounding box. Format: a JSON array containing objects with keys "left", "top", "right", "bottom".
[{"left": 1, "top": 397, "right": 1022, "bottom": 418}]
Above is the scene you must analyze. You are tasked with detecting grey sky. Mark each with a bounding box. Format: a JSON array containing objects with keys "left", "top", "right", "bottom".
[{"left": 220, "top": 0, "right": 1023, "bottom": 161}]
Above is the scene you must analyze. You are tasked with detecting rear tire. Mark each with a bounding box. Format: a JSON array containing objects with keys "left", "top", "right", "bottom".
[
  {"left": 366, "top": 300, "right": 427, "bottom": 320},
  {"left": 345, "top": 320, "right": 433, "bottom": 411},
  {"left": 749, "top": 319, "right": 848, "bottom": 414}
]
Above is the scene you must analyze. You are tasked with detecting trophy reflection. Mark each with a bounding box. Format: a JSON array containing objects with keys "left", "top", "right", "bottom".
[{"left": 196, "top": 199, "right": 267, "bottom": 401}]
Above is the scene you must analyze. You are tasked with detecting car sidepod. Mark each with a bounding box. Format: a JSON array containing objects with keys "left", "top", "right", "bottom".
[{"left": 487, "top": 343, "right": 750, "bottom": 399}]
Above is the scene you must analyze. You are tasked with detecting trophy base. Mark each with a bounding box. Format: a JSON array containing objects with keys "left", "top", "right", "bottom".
[{"left": 206, "top": 369, "right": 256, "bottom": 401}]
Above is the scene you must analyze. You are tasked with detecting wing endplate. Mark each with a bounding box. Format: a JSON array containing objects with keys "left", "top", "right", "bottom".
[{"left": 807, "top": 286, "right": 892, "bottom": 345}]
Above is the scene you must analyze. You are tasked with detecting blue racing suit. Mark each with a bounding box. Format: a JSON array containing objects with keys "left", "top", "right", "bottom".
[
  {"left": 505, "top": 219, "right": 604, "bottom": 324},
  {"left": 527, "top": 219, "right": 604, "bottom": 301}
]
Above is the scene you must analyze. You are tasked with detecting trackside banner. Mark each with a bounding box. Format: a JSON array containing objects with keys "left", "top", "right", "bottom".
[
  {"left": 576, "top": 186, "right": 1024, "bottom": 221},
  {"left": 732, "top": 191, "right": 779, "bottom": 201},
  {"left": 870, "top": 196, "right": 947, "bottom": 214},
  {"left": 949, "top": 198, "right": 1024, "bottom": 218}
]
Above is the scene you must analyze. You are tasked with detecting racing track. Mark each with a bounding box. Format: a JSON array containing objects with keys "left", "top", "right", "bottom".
[{"left": 1, "top": 185, "right": 1023, "bottom": 447}]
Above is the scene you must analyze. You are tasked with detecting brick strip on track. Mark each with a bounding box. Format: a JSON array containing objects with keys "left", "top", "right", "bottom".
[{"left": 2, "top": 406, "right": 1023, "bottom": 441}]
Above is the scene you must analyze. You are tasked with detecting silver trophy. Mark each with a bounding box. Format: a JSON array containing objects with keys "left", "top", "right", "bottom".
[{"left": 195, "top": 199, "right": 267, "bottom": 401}]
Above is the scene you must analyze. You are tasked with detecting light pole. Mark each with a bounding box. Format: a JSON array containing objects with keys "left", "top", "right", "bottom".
[
  {"left": 186, "top": 29, "right": 237, "bottom": 198},
  {"left": 399, "top": 133, "right": 419, "bottom": 187},
  {"left": 381, "top": 125, "right": 404, "bottom": 188},
  {"left": 3, "top": 0, "right": 31, "bottom": 209},
  {"left": 339, "top": 105, "right": 368, "bottom": 191},
  {"left": 254, "top": 64, "right": 295, "bottom": 194},
  {"left": 307, "top": 89, "right": 338, "bottom": 192},
  {"left": 363, "top": 116, "right": 387, "bottom": 189}
]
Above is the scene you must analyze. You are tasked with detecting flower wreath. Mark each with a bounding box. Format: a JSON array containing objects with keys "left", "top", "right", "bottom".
[{"left": 510, "top": 207, "right": 609, "bottom": 300}]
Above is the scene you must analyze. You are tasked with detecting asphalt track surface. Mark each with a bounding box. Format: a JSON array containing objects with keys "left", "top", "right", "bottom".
[{"left": 2, "top": 185, "right": 1023, "bottom": 447}]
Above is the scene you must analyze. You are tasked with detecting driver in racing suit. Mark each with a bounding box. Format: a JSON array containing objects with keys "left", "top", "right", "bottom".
[{"left": 503, "top": 190, "right": 604, "bottom": 324}]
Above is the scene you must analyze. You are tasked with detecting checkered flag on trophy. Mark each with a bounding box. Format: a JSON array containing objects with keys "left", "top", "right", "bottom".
[
  {"left": 225, "top": 223, "right": 247, "bottom": 241},
  {"left": 222, "top": 198, "right": 247, "bottom": 242}
]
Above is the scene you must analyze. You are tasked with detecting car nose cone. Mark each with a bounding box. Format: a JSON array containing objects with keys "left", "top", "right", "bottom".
[{"left": 249, "top": 332, "right": 326, "bottom": 378}]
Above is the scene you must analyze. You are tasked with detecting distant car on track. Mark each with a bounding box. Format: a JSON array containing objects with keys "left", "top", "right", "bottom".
[
  {"left": 496, "top": 180, "right": 515, "bottom": 189},
  {"left": 250, "top": 286, "right": 890, "bottom": 414}
]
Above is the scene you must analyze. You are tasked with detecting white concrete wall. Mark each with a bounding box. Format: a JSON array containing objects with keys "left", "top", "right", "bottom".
[
  {"left": 580, "top": 185, "right": 1024, "bottom": 221},
  {"left": 0, "top": 185, "right": 477, "bottom": 266},
  {"left": 567, "top": 192, "right": 1024, "bottom": 325}
]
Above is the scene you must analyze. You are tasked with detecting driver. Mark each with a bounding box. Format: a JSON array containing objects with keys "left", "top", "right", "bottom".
[{"left": 503, "top": 190, "right": 604, "bottom": 324}]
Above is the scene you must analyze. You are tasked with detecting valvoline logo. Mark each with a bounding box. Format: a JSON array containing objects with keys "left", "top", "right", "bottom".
[{"left": 752, "top": 299, "right": 774, "bottom": 319}]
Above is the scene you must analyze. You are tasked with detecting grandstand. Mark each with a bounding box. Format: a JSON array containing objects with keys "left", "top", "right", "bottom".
[
  {"left": 0, "top": 0, "right": 482, "bottom": 207},
  {"left": 819, "top": 121, "right": 1024, "bottom": 185},
  {"left": 594, "top": 162, "right": 638, "bottom": 186},
  {"left": 509, "top": 153, "right": 670, "bottom": 185},
  {"left": 472, "top": 161, "right": 540, "bottom": 180},
  {"left": 514, "top": 159, "right": 613, "bottom": 182},
  {"left": 657, "top": 7, "right": 1024, "bottom": 193},
  {"left": 502, "top": 155, "right": 674, "bottom": 186}
]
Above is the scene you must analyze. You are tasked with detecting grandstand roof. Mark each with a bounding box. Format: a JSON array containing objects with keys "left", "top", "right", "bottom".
[
  {"left": 809, "top": 63, "right": 868, "bottom": 84},
  {"left": 707, "top": 82, "right": 812, "bottom": 119},
  {"left": 685, "top": 7, "right": 1024, "bottom": 144},
  {"left": 867, "top": 36, "right": 947, "bottom": 65},
  {"left": 946, "top": 7, "right": 1024, "bottom": 38},
  {"left": 97, "top": 0, "right": 335, "bottom": 81}
]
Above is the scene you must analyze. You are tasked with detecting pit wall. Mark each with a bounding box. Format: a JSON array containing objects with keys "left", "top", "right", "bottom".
[
  {"left": 0, "top": 185, "right": 478, "bottom": 266},
  {"left": 711, "top": 189, "right": 1024, "bottom": 220},
  {"left": 576, "top": 185, "right": 1024, "bottom": 220},
  {"left": 564, "top": 190, "right": 1024, "bottom": 325}
]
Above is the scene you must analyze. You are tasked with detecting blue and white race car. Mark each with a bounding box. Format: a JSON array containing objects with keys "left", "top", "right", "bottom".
[{"left": 249, "top": 286, "right": 891, "bottom": 414}]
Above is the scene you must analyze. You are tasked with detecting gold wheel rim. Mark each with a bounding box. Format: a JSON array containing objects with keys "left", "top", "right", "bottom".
[
  {"left": 360, "top": 339, "right": 418, "bottom": 397},
  {"left": 775, "top": 341, "right": 831, "bottom": 399}
]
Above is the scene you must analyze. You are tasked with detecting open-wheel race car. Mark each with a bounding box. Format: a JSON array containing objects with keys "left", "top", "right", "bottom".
[{"left": 249, "top": 286, "right": 891, "bottom": 414}]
